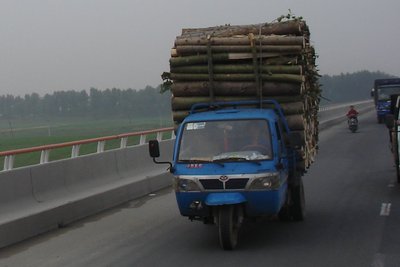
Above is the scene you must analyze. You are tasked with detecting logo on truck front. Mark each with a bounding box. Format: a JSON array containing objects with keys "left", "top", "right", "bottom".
[{"left": 219, "top": 175, "right": 229, "bottom": 182}]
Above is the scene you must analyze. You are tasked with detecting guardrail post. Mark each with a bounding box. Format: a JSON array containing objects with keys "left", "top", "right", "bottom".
[
  {"left": 40, "top": 150, "right": 50, "bottom": 164},
  {"left": 120, "top": 137, "right": 128, "bottom": 148},
  {"left": 97, "top": 141, "right": 105, "bottom": 153},
  {"left": 171, "top": 130, "right": 175, "bottom": 139},
  {"left": 3, "top": 155, "right": 14, "bottom": 171},
  {"left": 156, "top": 132, "right": 162, "bottom": 141},
  {"left": 139, "top": 134, "right": 146, "bottom": 145},
  {"left": 71, "top": 145, "right": 81, "bottom": 158}
]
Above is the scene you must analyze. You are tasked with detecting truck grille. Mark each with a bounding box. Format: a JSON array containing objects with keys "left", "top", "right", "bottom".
[{"left": 199, "top": 178, "right": 249, "bottom": 190}]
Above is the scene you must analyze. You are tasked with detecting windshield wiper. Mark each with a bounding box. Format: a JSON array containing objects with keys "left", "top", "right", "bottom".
[
  {"left": 213, "top": 157, "right": 261, "bottom": 165},
  {"left": 179, "top": 159, "right": 224, "bottom": 167}
]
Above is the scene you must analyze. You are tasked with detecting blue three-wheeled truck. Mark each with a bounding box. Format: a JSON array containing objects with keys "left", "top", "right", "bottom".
[{"left": 149, "top": 100, "right": 306, "bottom": 250}]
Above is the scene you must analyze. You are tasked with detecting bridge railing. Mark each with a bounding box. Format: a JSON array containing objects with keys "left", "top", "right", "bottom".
[{"left": 0, "top": 127, "right": 175, "bottom": 171}]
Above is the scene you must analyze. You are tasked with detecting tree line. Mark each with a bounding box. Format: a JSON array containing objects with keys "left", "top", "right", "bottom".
[
  {"left": 319, "top": 70, "right": 396, "bottom": 104},
  {"left": 0, "top": 70, "right": 397, "bottom": 120},
  {"left": 0, "top": 86, "right": 172, "bottom": 120}
]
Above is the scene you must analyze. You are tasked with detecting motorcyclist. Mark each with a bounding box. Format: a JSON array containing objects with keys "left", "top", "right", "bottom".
[{"left": 346, "top": 105, "right": 359, "bottom": 122}]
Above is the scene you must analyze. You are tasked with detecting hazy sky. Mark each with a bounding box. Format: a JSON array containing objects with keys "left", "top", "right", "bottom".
[{"left": 1, "top": 0, "right": 399, "bottom": 95}]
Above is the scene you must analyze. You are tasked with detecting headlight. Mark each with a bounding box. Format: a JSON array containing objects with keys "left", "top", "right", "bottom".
[
  {"left": 248, "top": 172, "right": 281, "bottom": 190},
  {"left": 174, "top": 177, "right": 201, "bottom": 192}
]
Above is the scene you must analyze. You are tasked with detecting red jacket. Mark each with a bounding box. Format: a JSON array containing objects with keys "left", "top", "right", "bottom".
[{"left": 347, "top": 109, "right": 359, "bottom": 117}]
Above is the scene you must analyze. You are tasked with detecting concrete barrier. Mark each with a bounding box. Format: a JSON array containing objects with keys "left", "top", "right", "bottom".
[{"left": 0, "top": 140, "right": 173, "bottom": 249}]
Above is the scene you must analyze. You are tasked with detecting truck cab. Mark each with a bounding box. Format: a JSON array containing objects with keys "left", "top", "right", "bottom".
[
  {"left": 173, "top": 106, "right": 291, "bottom": 216},
  {"left": 373, "top": 79, "right": 400, "bottom": 123}
]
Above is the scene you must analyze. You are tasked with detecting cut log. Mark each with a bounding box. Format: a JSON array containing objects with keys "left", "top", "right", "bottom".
[
  {"left": 170, "top": 65, "right": 302, "bottom": 75},
  {"left": 180, "top": 20, "right": 308, "bottom": 38},
  {"left": 175, "top": 36, "right": 306, "bottom": 47},
  {"left": 171, "top": 81, "right": 304, "bottom": 97},
  {"left": 170, "top": 73, "right": 305, "bottom": 83},
  {"left": 172, "top": 45, "right": 303, "bottom": 56},
  {"left": 172, "top": 102, "right": 304, "bottom": 122},
  {"left": 170, "top": 53, "right": 302, "bottom": 67},
  {"left": 171, "top": 96, "right": 303, "bottom": 111}
]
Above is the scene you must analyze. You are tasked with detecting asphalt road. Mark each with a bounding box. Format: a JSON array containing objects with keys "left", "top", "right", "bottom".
[{"left": 1, "top": 109, "right": 400, "bottom": 267}]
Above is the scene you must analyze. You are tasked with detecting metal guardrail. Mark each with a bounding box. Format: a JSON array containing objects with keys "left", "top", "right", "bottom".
[{"left": 0, "top": 127, "right": 175, "bottom": 171}]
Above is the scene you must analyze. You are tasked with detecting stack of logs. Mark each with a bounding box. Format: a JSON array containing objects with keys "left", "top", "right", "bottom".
[{"left": 162, "top": 19, "right": 320, "bottom": 171}]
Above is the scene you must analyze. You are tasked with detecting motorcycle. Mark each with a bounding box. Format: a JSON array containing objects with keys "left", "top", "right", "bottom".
[{"left": 348, "top": 116, "right": 358, "bottom": 133}]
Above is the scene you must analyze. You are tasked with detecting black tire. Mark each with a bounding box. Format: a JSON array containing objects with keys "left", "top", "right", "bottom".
[
  {"left": 278, "top": 205, "right": 291, "bottom": 221},
  {"left": 291, "top": 178, "right": 305, "bottom": 221},
  {"left": 278, "top": 192, "right": 291, "bottom": 221},
  {"left": 395, "top": 149, "right": 400, "bottom": 184},
  {"left": 218, "top": 205, "right": 240, "bottom": 250}
]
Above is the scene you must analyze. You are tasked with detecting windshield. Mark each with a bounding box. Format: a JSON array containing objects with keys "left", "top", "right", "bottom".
[
  {"left": 377, "top": 85, "right": 400, "bottom": 101},
  {"left": 178, "top": 119, "right": 272, "bottom": 162}
]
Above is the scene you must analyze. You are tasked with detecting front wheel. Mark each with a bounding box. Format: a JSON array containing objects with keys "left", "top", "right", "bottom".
[{"left": 218, "top": 205, "right": 240, "bottom": 250}]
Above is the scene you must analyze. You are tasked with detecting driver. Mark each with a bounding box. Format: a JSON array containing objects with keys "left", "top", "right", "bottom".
[{"left": 242, "top": 121, "right": 271, "bottom": 155}]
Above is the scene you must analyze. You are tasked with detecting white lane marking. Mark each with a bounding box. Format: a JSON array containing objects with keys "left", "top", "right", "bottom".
[
  {"left": 380, "top": 203, "right": 391, "bottom": 216},
  {"left": 371, "top": 253, "right": 385, "bottom": 267}
]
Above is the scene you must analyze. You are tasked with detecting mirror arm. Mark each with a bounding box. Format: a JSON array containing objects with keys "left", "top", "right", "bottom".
[{"left": 152, "top": 157, "right": 174, "bottom": 173}]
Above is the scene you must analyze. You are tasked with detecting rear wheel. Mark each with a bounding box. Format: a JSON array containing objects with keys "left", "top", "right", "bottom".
[
  {"left": 218, "top": 205, "right": 240, "bottom": 250},
  {"left": 291, "top": 178, "right": 305, "bottom": 221}
]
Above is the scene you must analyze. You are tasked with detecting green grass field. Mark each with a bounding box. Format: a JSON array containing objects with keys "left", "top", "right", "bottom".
[{"left": 0, "top": 116, "right": 173, "bottom": 169}]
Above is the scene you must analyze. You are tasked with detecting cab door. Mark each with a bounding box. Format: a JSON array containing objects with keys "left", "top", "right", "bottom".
[{"left": 274, "top": 120, "right": 289, "bottom": 182}]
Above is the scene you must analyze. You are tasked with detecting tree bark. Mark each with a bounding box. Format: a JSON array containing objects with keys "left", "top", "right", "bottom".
[
  {"left": 180, "top": 20, "right": 308, "bottom": 38},
  {"left": 170, "top": 53, "right": 301, "bottom": 67},
  {"left": 170, "top": 73, "right": 305, "bottom": 83},
  {"left": 171, "top": 96, "right": 303, "bottom": 110},
  {"left": 171, "top": 81, "right": 304, "bottom": 97},
  {"left": 170, "top": 65, "right": 302, "bottom": 75},
  {"left": 175, "top": 36, "right": 305, "bottom": 47},
  {"left": 172, "top": 45, "right": 303, "bottom": 56}
]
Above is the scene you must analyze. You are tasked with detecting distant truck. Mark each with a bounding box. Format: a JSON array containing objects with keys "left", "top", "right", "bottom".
[{"left": 372, "top": 78, "right": 400, "bottom": 123}]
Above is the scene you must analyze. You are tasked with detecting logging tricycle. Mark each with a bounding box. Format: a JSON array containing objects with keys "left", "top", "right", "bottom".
[{"left": 149, "top": 100, "right": 306, "bottom": 250}]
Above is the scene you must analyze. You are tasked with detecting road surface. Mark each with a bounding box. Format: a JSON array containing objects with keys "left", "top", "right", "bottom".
[{"left": 1, "top": 109, "right": 399, "bottom": 267}]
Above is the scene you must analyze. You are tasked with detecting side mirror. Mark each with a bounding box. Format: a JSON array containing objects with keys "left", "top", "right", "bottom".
[
  {"left": 288, "top": 132, "right": 303, "bottom": 149},
  {"left": 148, "top": 139, "right": 174, "bottom": 172},
  {"left": 149, "top": 140, "right": 160, "bottom": 158},
  {"left": 385, "top": 114, "right": 395, "bottom": 129}
]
